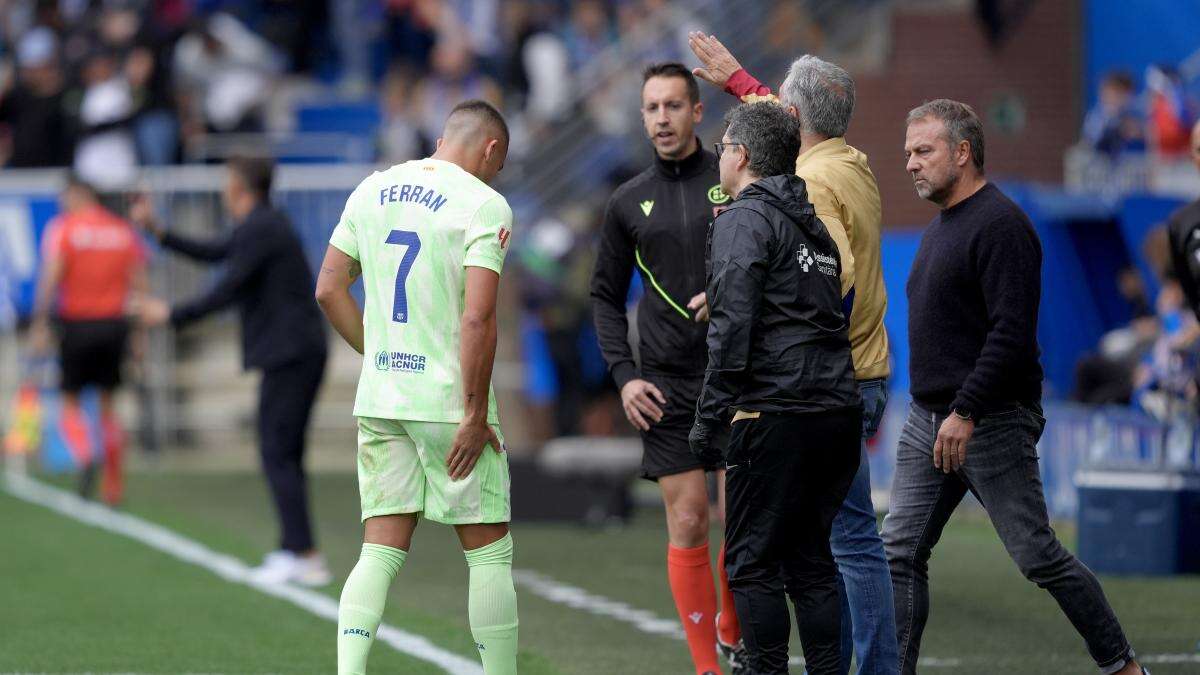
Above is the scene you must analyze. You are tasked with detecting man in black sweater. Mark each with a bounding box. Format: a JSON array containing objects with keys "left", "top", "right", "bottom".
[
  {"left": 882, "top": 99, "right": 1146, "bottom": 675},
  {"left": 691, "top": 102, "right": 861, "bottom": 675},
  {"left": 133, "top": 157, "right": 331, "bottom": 587}
]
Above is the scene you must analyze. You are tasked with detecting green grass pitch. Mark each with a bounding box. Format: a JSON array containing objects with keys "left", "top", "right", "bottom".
[{"left": 2, "top": 471, "right": 1198, "bottom": 673}]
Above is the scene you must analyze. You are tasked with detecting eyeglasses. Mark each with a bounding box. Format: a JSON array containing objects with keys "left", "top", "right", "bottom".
[{"left": 713, "top": 142, "right": 744, "bottom": 158}]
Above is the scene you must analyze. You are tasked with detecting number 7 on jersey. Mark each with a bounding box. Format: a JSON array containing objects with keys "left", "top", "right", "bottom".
[{"left": 386, "top": 229, "right": 421, "bottom": 323}]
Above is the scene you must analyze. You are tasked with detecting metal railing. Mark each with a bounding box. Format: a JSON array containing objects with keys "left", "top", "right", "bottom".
[{"left": 0, "top": 165, "right": 378, "bottom": 449}]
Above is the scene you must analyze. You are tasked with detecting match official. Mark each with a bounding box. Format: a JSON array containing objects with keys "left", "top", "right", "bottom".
[
  {"left": 692, "top": 102, "right": 862, "bottom": 675},
  {"left": 30, "top": 175, "right": 147, "bottom": 505},
  {"left": 590, "top": 63, "right": 744, "bottom": 674}
]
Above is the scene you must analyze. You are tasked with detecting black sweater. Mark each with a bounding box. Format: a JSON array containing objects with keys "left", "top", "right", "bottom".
[
  {"left": 166, "top": 205, "right": 327, "bottom": 371},
  {"left": 906, "top": 183, "right": 1043, "bottom": 416}
]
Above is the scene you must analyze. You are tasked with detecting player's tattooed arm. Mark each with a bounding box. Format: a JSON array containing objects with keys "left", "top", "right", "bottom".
[
  {"left": 321, "top": 258, "right": 360, "bottom": 280},
  {"left": 315, "top": 244, "right": 365, "bottom": 353}
]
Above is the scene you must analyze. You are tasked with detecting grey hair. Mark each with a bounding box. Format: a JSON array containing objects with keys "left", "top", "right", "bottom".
[
  {"left": 724, "top": 102, "right": 802, "bottom": 179},
  {"left": 906, "top": 99, "right": 985, "bottom": 171},
  {"left": 778, "top": 55, "right": 855, "bottom": 138}
]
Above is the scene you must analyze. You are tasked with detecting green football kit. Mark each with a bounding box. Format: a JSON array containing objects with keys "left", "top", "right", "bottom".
[{"left": 328, "top": 157, "right": 514, "bottom": 525}]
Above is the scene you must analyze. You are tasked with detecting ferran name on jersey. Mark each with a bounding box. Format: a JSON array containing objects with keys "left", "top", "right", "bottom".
[{"left": 379, "top": 183, "right": 449, "bottom": 212}]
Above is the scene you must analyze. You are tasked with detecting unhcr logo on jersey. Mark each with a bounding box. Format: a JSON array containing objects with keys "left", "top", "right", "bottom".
[{"left": 374, "top": 351, "right": 428, "bottom": 373}]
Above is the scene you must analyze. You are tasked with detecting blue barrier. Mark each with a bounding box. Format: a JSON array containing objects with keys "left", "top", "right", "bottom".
[
  {"left": 872, "top": 396, "right": 1199, "bottom": 520},
  {"left": 1084, "top": 0, "right": 1200, "bottom": 106}
]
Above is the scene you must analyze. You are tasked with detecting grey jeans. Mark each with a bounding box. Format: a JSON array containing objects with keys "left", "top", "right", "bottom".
[{"left": 880, "top": 403, "right": 1134, "bottom": 674}]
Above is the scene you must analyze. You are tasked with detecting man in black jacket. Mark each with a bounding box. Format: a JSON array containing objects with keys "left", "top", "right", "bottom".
[
  {"left": 691, "top": 102, "right": 861, "bottom": 675},
  {"left": 590, "top": 63, "right": 744, "bottom": 674},
  {"left": 1168, "top": 120, "right": 1200, "bottom": 323},
  {"left": 133, "top": 156, "right": 331, "bottom": 587},
  {"left": 885, "top": 99, "right": 1145, "bottom": 675}
]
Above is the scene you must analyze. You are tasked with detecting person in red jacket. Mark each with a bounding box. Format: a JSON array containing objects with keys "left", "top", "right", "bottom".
[{"left": 31, "top": 175, "right": 147, "bottom": 504}]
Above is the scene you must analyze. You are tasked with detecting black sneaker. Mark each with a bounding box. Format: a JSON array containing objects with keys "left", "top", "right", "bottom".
[{"left": 715, "top": 611, "right": 748, "bottom": 674}]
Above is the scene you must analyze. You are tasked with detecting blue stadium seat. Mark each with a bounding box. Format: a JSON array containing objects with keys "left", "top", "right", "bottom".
[{"left": 295, "top": 101, "right": 381, "bottom": 137}]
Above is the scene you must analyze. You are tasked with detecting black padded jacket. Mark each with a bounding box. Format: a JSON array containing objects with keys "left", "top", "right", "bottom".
[{"left": 696, "top": 174, "right": 860, "bottom": 425}]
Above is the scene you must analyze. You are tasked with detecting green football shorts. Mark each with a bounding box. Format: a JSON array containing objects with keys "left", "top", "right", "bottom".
[{"left": 356, "top": 417, "right": 511, "bottom": 525}]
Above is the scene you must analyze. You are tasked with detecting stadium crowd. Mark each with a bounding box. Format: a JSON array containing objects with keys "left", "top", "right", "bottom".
[
  {"left": 0, "top": 1, "right": 847, "bottom": 443},
  {"left": 0, "top": 0, "right": 705, "bottom": 176}
]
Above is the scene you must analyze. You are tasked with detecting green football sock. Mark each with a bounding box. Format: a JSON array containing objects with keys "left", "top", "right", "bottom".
[
  {"left": 464, "top": 533, "right": 519, "bottom": 675},
  {"left": 337, "top": 543, "right": 407, "bottom": 675}
]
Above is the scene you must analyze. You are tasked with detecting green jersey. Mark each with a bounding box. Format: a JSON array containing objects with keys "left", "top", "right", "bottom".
[{"left": 329, "top": 158, "right": 514, "bottom": 423}]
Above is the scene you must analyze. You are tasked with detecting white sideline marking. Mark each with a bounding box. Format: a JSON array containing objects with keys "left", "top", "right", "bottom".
[
  {"left": 513, "top": 569, "right": 685, "bottom": 639},
  {"left": 1142, "top": 653, "right": 1200, "bottom": 664},
  {"left": 513, "top": 569, "right": 966, "bottom": 668},
  {"left": 516, "top": 567, "right": 1199, "bottom": 669},
  {"left": 2, "top": 473, "right": 482, "bottom": 675}
]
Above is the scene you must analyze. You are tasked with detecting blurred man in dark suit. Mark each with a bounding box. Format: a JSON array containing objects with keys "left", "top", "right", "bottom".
[{"left": 133, "top": 156, "right": 330, "bottom": 586}]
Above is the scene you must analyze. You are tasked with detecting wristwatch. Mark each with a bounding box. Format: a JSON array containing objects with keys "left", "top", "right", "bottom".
[{"left": 952, "top": 408, "right": 973, "bottom": 421}]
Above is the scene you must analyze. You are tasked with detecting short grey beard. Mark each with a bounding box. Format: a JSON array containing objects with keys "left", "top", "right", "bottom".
[{"left": 920, "top": 169, "right": 960, "bottom": 207}]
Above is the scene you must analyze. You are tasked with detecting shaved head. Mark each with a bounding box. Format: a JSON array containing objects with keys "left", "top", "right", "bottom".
[
  {"left": 443, "top": 99, "right": 509, "bottom": 147},
  {"left": 434, "top": 99, "right": 510, "bottom": 183}
]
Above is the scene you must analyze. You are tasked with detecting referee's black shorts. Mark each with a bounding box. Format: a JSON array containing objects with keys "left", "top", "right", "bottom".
[
  {"left": 58, "top": 318, "right": 131, "bottom": 393},
  {"left": 639, "top": 374, "right": 725, "bottom": 481}
]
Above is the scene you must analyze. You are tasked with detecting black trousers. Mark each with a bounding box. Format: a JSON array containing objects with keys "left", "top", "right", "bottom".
[
  {"left": 258, "top": 352, "right": 327, "bottom": 552},
  {"left": 724, "top": 407, "right": 862, "bottom": 675}
]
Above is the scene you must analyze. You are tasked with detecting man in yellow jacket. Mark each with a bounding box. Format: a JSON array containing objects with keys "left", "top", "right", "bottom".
[{"left": 690, "top": 34, "right": 896, "bottom": 675}]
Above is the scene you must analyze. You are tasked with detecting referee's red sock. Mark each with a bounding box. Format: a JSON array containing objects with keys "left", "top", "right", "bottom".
[
  {"left": 716, "top": 543, "right": 742, "bottom": 646},
  {"left": 667, "top": 543, "right": 721, "bottom": 674},
  {"left": 100, "top": 414, "right": 125, "bottom": 506},
  {"left": 60, "top": 403, "right": 92, "bottom": 468}
]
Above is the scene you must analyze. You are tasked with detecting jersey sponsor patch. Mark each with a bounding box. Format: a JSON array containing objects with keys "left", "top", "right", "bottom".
[
  {"left": 374, "top": 350, "right": 428, "bottom": 373},
  {"left": 498, "top": 227, "right": 511, "bottom": 249}
]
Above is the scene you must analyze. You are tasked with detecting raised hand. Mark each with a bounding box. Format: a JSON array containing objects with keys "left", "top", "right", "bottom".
[{"left": 688, "top": 31, "right": 744, "bottom": 89}]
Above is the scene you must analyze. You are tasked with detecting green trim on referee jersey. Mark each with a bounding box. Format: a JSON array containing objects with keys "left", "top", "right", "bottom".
[{"left": 634, "top": 248, "right": 691, "bottom": 320}]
